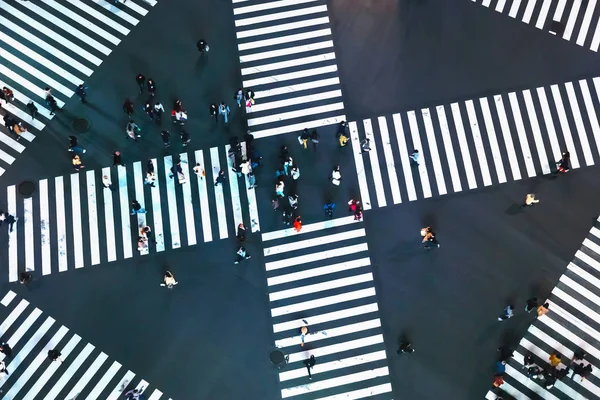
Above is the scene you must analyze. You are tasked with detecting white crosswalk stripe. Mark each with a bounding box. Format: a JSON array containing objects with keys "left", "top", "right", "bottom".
[
  {"left": 1, "top": 146, "right": 261, "bottom": 282},
  {"left": 487, "top": 217, "right": 600, "bottom": 400},
  {"left": 262, "top": 217, "right": 392, "bottom": 399},
  {"left": 233, "top": 0, "right": 346, "bottom": 139},
  {"left": 353, "top": 77, "right": 600, "bottom": 207},
  {"left": 472, "top": 0, "right": 600, "bottom": 52},
  {"left": 0, "top": 290, "right": 170, "bottom": 399},
  {"left": 0, "top": 0, "right": 157, "bottom": 178}
]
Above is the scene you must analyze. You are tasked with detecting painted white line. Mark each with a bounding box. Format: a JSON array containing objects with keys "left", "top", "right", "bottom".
[
  {"left": 252, "top": 115, "right": 346, "bottom": 139},
  {"left": 211, "top": 147, "right": 229, "bottom": 239},
  {"left": 149, "top": 159, "right": 165, "bottom": 252},
  {"left": 64, "top": 352, "right": 108, "bottom": 400},
  {"left": 591, "top": 12, "right": 600, "bottom": 51},
  {"left": 0, "top": 291, "right": 16, "bottom": 307},
  {"left": 465, "top": 100, "right": 493, "bottom": 186},
  {"left": 535, "top": 0, "right": 552, "bottom": 29},
  {"left": 0, "top": 77, "right": 51, "bottom": 122},
  {"left": 235, "top": 5, "right": 327, "bottom": 27},
  {"left": 133, "top": 162, "right": 149, "bottom": 255},
  {"left": 44, "top": 343, "right": 95, "bottom": 400},
  {"left": 255, "top": 77, "right": 340, "bottom": 99},
  {"left": 55, "top": 177, "right": 68, "bottom": 272},
  {"left": 577, "top": 0, "right": 597, "bottom": 45},
  {"left": 225, "top": 145, "right": 244, "bottom": 234},
  {"left": 237, "top": 16, "right": 330, "bottom": 38},
  {"left": 118, "top": 165, "right": 132, "bottom": 258},
  {"left": 566, "top": 82, "right": 594, "bottom": 166},
  {"left": 107, "top": 370, "right": 136, "bottom": 400},
  {"left": 551, "top": 85, "right": 581, "bottom": 167},
  {"left": 285, "top": 334, "right": 384, "bottom": 364},
  {"left": 504, "top": 364, "right": 559, "bottom": 399},
  {"left": 0, "top": 1, "right": 102, "bottom": 66},
  {"left": 363, "top": 119, "right": 386, "bottom": 207},
  {"left": 7, "top": 185, "right": 17, "bottom": 282},
  {"left": 63, "top": 0, "right": 130, "bottom": 35},
  {"left": 521, "top": 0, "right": 537, "bottom": 23},
  {"left": 89, "top": 0, "right": 140, "bottom": 26},
  {"left": 421, "top": 108, "right": 447, "bottom": 195},
  {"left": 508, "top": 92, "right": 537, "bottom": 177},
  {"left": 39, "top": 180, "right": 51, "bottom": 275},
  {"left": 147, "top": 389, "right": 164, "bottom": 400},
  {"left": 3, "top": 307, "right": 40, "bottom": 347},
  {"left": 378, "top": 116, "right": 403, "bottom": 203},
  {"left": 242, "top": 53, "right": 337, "bottom": 76},
  {"left": 563, "top": 0, "right": 583, "bottom": 41},
  {"left": 270, "top": 272, "right": 373, "bottom": 302},
  {"left": 276, "top": 318, "right": 379, "bottom": 348},
  {"left": 266, "top": 243, "right": 369, "bottom": 272},
  {"left": 479, "top": 97, "right": 506, "bottom": 183},
  {"left": 249, "top": 103, "right": 344, "bottom": 127},
  {"left": 494, "top": 0, "right": 506, "bottom": 12},
  {"left": 240, "top": 41, "right": 333, "bottom": 63},
  {"left": 280, "top": 350, "right": 387, "bottom": 381},
  {"left": 0, "top": 65, "right": 66, "bottom": 108},
  {"left": 101, "top": 167, "right": 117, "bottom": 262},
  {"left": 0, "top": 300, "right": 29, "bottom": 338},
  {"left": 545, "top": 297, "right": 600, "bottom": 347},
  {"left": 234, "top": 0, "right": 318, "bottom": 15},
  {"left": 86, "top": 170, "right": 100, "bottom": 265},
  {"left": 164, "top": 156, "right": 181, "bottom": 249},
  {"left": 391, "top": 113, "right": 418, "bottom": 200},
  {"left": 273, "top": 302, "right": 377, "bottom": 333},
  {"left": 264, "top": 228, "right": 366, "bottom": 256},
  {"left": 120, "top": 0, "right": 150, "bottom": 16},
  {"left": 271, "top": 287, "right": 376, "bottom": 317},
  {"left": 0, "top": 93, "right": 45, "bottom": 131},
  {"left": 24, "top": 197, "right": 34, "bottom": 273},
  {"left": 71, "top": 174, "right": 84, "bottom": 268},
  {"left": 250, "top": 90, "right": 342, "bottom": 113},
  {"left": 179, "top": 153, "right": 197, "bottom": 246},
  {"left": 348, "top": 121, "right": 372, "bottom": 210},
  {"left": 262, "top": 215, "right": 358, "bottom": 241},
  {"left": 508, "top": 0, "right": 521, "bottom": 18},
  {"left": 239, "top": 28, "right": 331, "bottom": 51},
  {"left": 536, "top": 87, "right": 563, "bottom": 162},
  {"left": 580, "top": 79, "right": 600, "bottom": 161},
  {"left": 493, "top": 94, "right": 521, "bottom": 180},
  {"left": 194, "top": 151, "right": 212, "bottom": 242},
  {"left": 85, "top": 361, "right": 121, "bottom": 400},
  {"left": 522, "top": 89, "right": 551, "bottom": 174},
  {"left": 241, "top": 143, "right": 260, "bottom": 233},
  {"left": 312, "top": 383, "right": 392, "bottom": 400},
  {"left": 243, "top": 65, "right": 338, "bottom": 88},
  {"left": 269, "top": 257, "right": 371, "bottom": 287},
  {"left": 436, "top": 106, "right": 462, "bottom": 192},
  {"left": 407, "top": 110, "right": 432, "bottom": 197}
]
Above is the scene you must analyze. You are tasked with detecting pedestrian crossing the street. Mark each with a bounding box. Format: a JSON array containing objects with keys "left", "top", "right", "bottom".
[
  {"left": 262, "top": 216, "right": 392, "bottom": 399},
  {"left": 0, "top": 0, "right": 157, "bottom": 178},
  {"left": 351, "top": 77, "right": 600, "bottom": 210},
  {"left": 233, "top": 0, "right": 347, "bottom": 139},
  {"left": 1, "top": 145, "right": 260, "bottom": 283},
  {"left": 0, "top": 290, "right": 170, "bottom": 400},
  {"left": 487, "top": 216, "right": 600, "bottom": 400},
  {"left": 471, "top": 0, "right": 600, "bottom": 53}
]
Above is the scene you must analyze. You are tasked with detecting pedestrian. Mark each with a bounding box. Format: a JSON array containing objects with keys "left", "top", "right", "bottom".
[
  {"left": 300, "top": 324, "right": 309, "bottom": 347},
  {"left": 409, "top": 149, "right": 420, "bottom": 166},
  {"left": 123, "top": 98, "right": 134, "bottom": 115},
  {"left": 145, "top": 160, "right": 156, "bottom": 187},
  {"left": 210, "top": 103, "right": 218, "bottom": 122},
  {"left": 525, "top": 297, "right": 538, "bottom": 313},
  {"left": 420, "top": 226, "right": 439, "bottom": 248},
  {"left": 160, "top": 271, "right": 178, "bottom": 288},
  {"left": 2, "top": 87, "right": 14, "bottom": 103},
  {"left": 13, "top": 121, "right": 27, "bottom": 141},
  {"left": 299, "top": 128, "right": 310, "bottom": 149},
  {"left": 0, "top": 361, "right": 9, "bottom": 377},
  {"left": 19, "top": 272, "right": 32, "bottom": 285},
  {"left": 397, "top": 341, "right": 415, "bottom": 355},
  {"left": 272, "top": 199, "right": 280, "bottom": 211},
  {"left": 173, "top": 99, "right": 183, "bottom": 113},
  {"left": 275, "top": 181, "right": 285, "bottom": 197},
  {"left": 571, "top": 351, "right": 586, "bottom": 366},
  {"left": 0, "top": 342, "right": 12, "bottom": 357},
  {"left": 497, "top": 345, "right": 514, "bottom": 362},
  {"left": 180, "top": 130, "right": 191, "bottom": 146},
  {"left": 283, "top": 157, "right": 293, "bottom": 175},
  {"left": 147, "top": 78, "right": 156, "bottom": 97},
  {"left": 293, "top": 216, "right": 302, "bottom": 232},
  {"left": 141, "top": 226, "right": 156, "bottom": 244},
  {"left": 537, "top": 302, "right": 550, "bottom": 317},
  {"left": 521, "top": 193, "right": 540, "bottom": 208},
  {"left": 235, "top": 88, "right": 243, "bottom": 107},
  {"left": 245, "top": 89, "right": 255, "bottom": 111},
  {"left": 126, "top": 120, "right": 141, "bottom": 140},
  {"left": 197, "top": 39, "right": 208, "bottom": 55},
  {"left": 130, "top": 200, "right": 146, "bottom": 215},
  {"left": 498, "top": 305, "right": 514, "bottom": 321},
  {"left": 555, "top": 151, "right": 570, "bottom": 174},
  {"left": 113, "top": 151, "right": 125, "bottom": 167},
  {"left": 75, "top": 83, "right": 87, "bottom": 103},
  {"left": 523, "top": 352, "right": 534, "bottom": 369},
  {"left": 237, "top": 223, "right": 246, "bottom": 242},
  {"left": 556, "top": 367, "right": 570, "bottom": 381},
  {"left": 170, "top": 161, "right": 185, "bottom": 184},
  {"left": 0, "top": 212, "right": 17, "bottom": 232},
  {"left": 291, "top": 165, "right": 300, "bottom": 181},
  {"left": 493, "top": 375, "right": 504, "bottom": 388},
  {"left": 235, "top": 247, "right": 251, "bottom": 264},
  {"left": 47, "top": 349, "right": 63, "bottom": 363},
  {"left": 304, "top": 355, "right": 316, "bottom": 380},
  {"left": 72, "top": 154, "right": 84, "bottom": 172},
  {"left": 310, "top": 128, "right": 320, "bottom": 151},
  {"left": 283, "top": 210, "right": 294, "bottom": 226},
  {"left": 48, "top": 95, "right": 58, "bottom": 115},
  {"left": 247, "top": 172, "right": 257, "bottom": 189},
  {"left": 336, "top": 120, "right": 347, "bottom": 138},
  {"left": 215, "top": 170, "right": 227, "bottom": 186},
  {"left": 26, "top": 101, "right": 38, "bottom": 120},
  {"left": 579, "top": 364, "right": 593, "bottom": 382},
  {"left": 219, "top": 102, "right": 231, "bottom": 124},
  {"left": 136, "top": 74, "right": 145, "bottom": 93},
  {"left": 360, "top": 138, "right": 371, "bottom": 153},
  {"left": 338, "top": 129, "right": 348, "bottom": 147},
  {"left": 549, "top": 352, "right": 561, "bottom": 367},
  {"left": 330, "top": 166, "right": 342, "bottom": 185},
  {"left": 102, "top": 175, "right": 114, "bottom": 190},
  {"left": 137, "top": 236, "right": 148, "bottom": 252},
  {"left": 124, "top": 388, "right": 143, "bottom": 400},
  {"left": 160, "top": 130, "right": 170, "bottom": 147},
  {"left": 154, "top": 102, "right": 164, "bottom": 123},
  {"left": 324, "top": 201, "right": 335, "bottom": 218},
  {"left": 193, "top": 163, "right": 205, "bottom": 179},
  {"left": 68, "top": 136, "right": 86, "bottom": 154},
  {"left": 143, "top": 102, "right": 154, "bottom": 120},
  {"left": 543, "top": 370, "right": 557, "bottom": 389},
  {"left": 288, "top": 194, "right": 299, "bottom": 210}
]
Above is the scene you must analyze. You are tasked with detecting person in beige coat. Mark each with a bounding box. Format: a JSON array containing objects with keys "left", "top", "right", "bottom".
[{"left": 521, "top": 193, "right": 540, "bottom": 208}]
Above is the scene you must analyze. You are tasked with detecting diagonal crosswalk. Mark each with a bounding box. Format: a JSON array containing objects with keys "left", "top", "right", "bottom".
[
  {"left": 487, "top": 216, "right": 600, "bottom": 400},
  {"left": 1, "top": 145, "right": 260, "bottom": 283},
  {"left": 0, "top": 0, "right": 157, "bottom": 178},
  {"left": 471, "top": 0, "right": 600, "bottom": 53},
  {"left": 262, "top": 216, "right": 393, "bottom": 399},
  {"left": 352, "top": 77, "right": 600, "bottom": 210},
  {"left": 0, "top": 290, "right": 171, "bottom": 400},
  {"left": 233, "top": 0, "right": 347, "bottom": 139}
]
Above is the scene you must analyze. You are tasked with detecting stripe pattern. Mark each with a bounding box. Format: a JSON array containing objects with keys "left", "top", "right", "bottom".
[
  {"left": 0, "top": 290, "right": 171, "bottom": 399},
  {"left": 0, "top": 0, "right": 157, "bottom": 178},
  {"left": 2, "top": 146, "right": 260, "bottom": 283},
  {"left": 262, "top": 217, "right": 392, "bottom": 399},
  {"left": 352, "top": 77, "right": 600, "bottom": 210},
  {"left": 472, "top": 0, "right": 600, "bottom": 52},
  {"left": 233, "top": 0, "right": 346, "bottom": 139},
  {"left": 487, "top": 217, "right": 600, "bottom": 400}
]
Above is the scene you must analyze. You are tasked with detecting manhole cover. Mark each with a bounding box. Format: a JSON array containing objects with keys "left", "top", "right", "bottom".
[
  {"left": 71, "top": 117, "right": 90, "bottom": 133},
  {"left": 18, "top": 181, "right": 36, "bottom": 198}
]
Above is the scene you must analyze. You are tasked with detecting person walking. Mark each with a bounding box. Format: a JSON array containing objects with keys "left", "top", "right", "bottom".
[
  {"left": 124, "top": 388, "right": 144, "bottom": 400},
  {"left": 338, "top": 129, "right": 348, "bottom": 147},
  {"left": 0, "top": 361, "right": 9, "bottom": 377},
  {"left": 247, "top": 172, "right": 257, "bottom": 189},
  {"left": 209, "top": 103, "right": 218, "bottom": 123},
  {"left": 143, "top": 102, "right": 155, "bottom": 120},
  {"left": 237, "top": 223, "right": 246, "bottom": 242},
  {"left": 310, "top": 129, "right": 320, "bottom": 151},
  {"left": 324, "top": 201, "right": 335, "bottom": 218},
  {"left": 75, "top": 83, "right": 87, "bottom": 103},
  {"left": 160, "top": 130, "right": 170, "bottom": 147},
  {"left": 397, "top": 341, "right": 415, "bottom": 355},
  {"left": 180, "top": 130, "right": 191, "bottom": 147},
  {"left": 26, "top": 101, "right": 38, "bottom": 120},
  {"left": 219, "top": 102, "right": 231, "bottom": 124},
  {"left": 300, "top": 324, "right": 309, "bottom": 347},
  {"left": 160, "top": 271, "right": 178, "bottom": 288},
  {"left": 145, "top": 160, "right": 156, "bottom": 187},
  {"left": 123, "top": 98, "right": 134, "bottom": 115},
  {"left": 147, "top": 79, "right": 156, "bottom": 97},
  {"left": 360, "top": 138, "right": 372, "bottom": 153},
  {"left": 126, "top": 120, "right": 141, "bottom": 140},
  {"left": 72, "top": 154, "right": 84, "bottom": 172},
  {"left": 421, "top": 226, "right": 439, "bottom": 248},
  {"left": 193, "top": 163, "right": 205, "bottom": 179},
  {"left": 170, "top": 161, "right": 185, "bottom": 184},
  {"left": 0, "top": 342, "right": 12, "bottom": 358},
  {"left": 154, "top": 102, "right": 164, "bottom": 123},
  {"left": 102, "top": 175, "right": 114, "bottom": 190},
  {"left": 410, "top": 150, "right": 420, "bottom": 166},
  {"left": 136, "top": 74, "right": 145, "bottom": 93},
  {"left": 113, "top": 151, "right": 125, "bottom": 167},
  {"left": 283, "top": 157, "right": 293, "bottom": 175},
  {"left": 293, "top": 216, "right": 302, "bottom": 232},
  {"left": 130, "top": 200, "right": 146, "bottom": 215},
  {"left": 537, "top": 302, "right": 550, "bottom": 317},
  {"left": 288, "top": 194, "right": 299, "bottom": 210},
  {"left": 291, "top": 166, "right": 300, "bottom": 181},
  {"left": 235, "top": 247, "right": 251, "bottom": 264},
  {"left": 299, "top": 128, "right": 310, "bottom": 149},
  {"left": 235, "top": 89, "right": 243, "bottom": 107},
  {"left": 0, "top": 212, "right": 17, "bottom": 232},
  {"left": 275, "top": 180, "right": 285, "bottom": 197},
  {"left": 521, "top": 193, "right": 540, "bottom": 208},
  {"left": 141, "top": 226, "right": 156, "bottom": 244},
  {"left": 523, "top": 352, "right": 534, "bottom": 370},
  {"left": 215, "top": 170, "right": 227, "bottom": 186},
  {"left": 68, "top": 136, "right": 86, "bottom": 154},
  {"left": 197, "top": 39, "right": 208, "bottom": 55},
  {"left": 549, "top": 352, "right": 561, "bottom": 367},
  {"left": 304, "top": 355, "right": 316, "bottom": 380},
  {"left": 331, "top": 166, "right": 342, "bottom": 186},
  {"left": 245, "top": 89, "right": 255, "bottom": 111},
  {"left": 555, "top": 151, "right": 570, "bottom": 174},
  {"left": 498, "top": 305, "right": 514, "bottom": 321},
  {"left": 525, "top": 297, "right": 538, "bottom": 313},
  {"left": 19, "top": 272, "right": 32, "bottom": 285},
  {"left": 48, "top": 349, "right": 63, "bottom": 363}
]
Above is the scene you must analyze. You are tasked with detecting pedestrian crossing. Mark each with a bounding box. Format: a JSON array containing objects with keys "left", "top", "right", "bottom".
[
  {"left": 233, "top": 0, "right": 347, "bottom": 139},
  {"left": 486, "top": 216, "right": 600, "bottom": 400},
  {"left": 471, "top": 0, "right": 600, "bottom": 53},
  {"left": 0, "top": 0, "right": 157, "bottom": 178},
  {"left": 351, "top": 76, "right": 600, "bottom": 210},
  {"left": 0, "top": 290, "right": 171, "bottom": 400},
  {"left": 262, "top": 216, "right": 392, "bottom": 399},
  {"left": 1, "top": 145, "right": 260, "bottom": 283}
]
